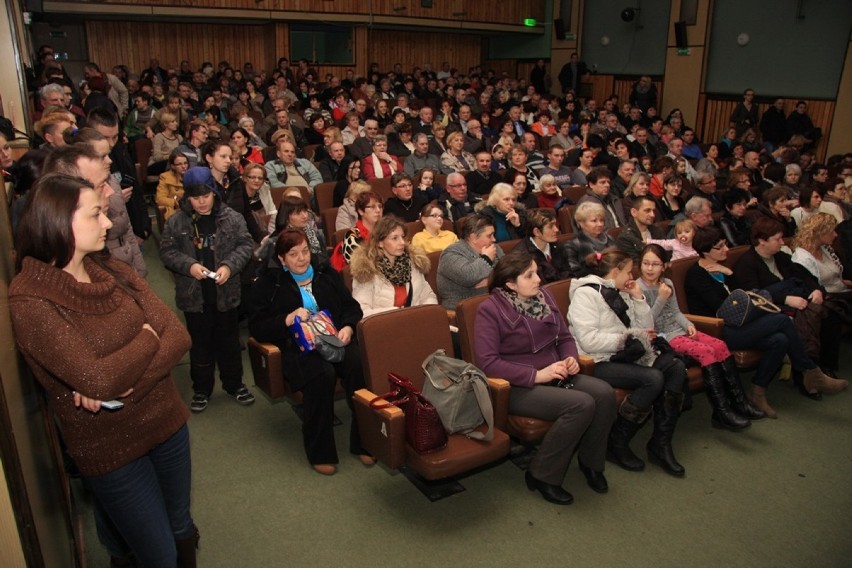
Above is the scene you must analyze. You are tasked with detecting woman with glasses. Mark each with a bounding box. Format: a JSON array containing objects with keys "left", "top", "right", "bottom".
[
  {"left": 350, "top": 216, "right": 437, "bottom": 316},
  {"left": 156, "top": 149, "right": 188, "bottom": 220},
  {"left": 242, "top": 163, "right": 277, "bottom": 233},
  {"left": 638, "top": 244, "right": 763, "bottom": 431},
  {"left": 685, "top": 228, "right": 840, "bottom": 418},
  {"left": 411, "top": 200, "right": 458, "bottom": 253},
  {"left": 330, "top": 191, "right": 383, "bottom": 270}
]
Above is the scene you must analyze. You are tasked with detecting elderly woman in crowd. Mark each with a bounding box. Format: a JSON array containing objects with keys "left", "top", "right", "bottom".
[
  {"left": 564, "top": 202, "right": 617, "bottom": 277},
  {"left": 437, "top": 213, "right": 504, "bottom": 309},
  {"left": 10, "top": 174, "right": 196, "bottom": 567},
  {"left": 330, "top": 190, "right": 383, "bottom": 270},
  {"left": 685, "top": 227, "right": 845, "bottom": 418},
  {"left": 441, "top": 131, "right": 476, "bottom": 173},
  {"left": 476, "top": 182, "right": 527, "bottom": 242},
  {"left": 241, "top": 163, "right": 277, "bottom": 233},
  {"left": 516, "top": 208, "right": 570, "bottom": 283},
  {"left": 569, "top": 249, "right": 689, "bottom": 477},
  {"left": 475, "top": 250, "right": 616, "bottom": 504},
  {"left": 248, "top": 229, "right": 372, "bottom": 476},
  {"left": 362, "top": 134, "right": 402, "bottom": 180},
  {"left": 411, "top": 200, "right": 458, "bottom": 254},
  {"left": 350, "top": 216, "right": 437, "bottom": 316},
  {"left": 156, "top": 150, "right": 189, "bottom": 221}
]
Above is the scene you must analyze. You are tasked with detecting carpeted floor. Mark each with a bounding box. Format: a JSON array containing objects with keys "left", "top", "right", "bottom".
[{"left": 77, "top": 236, "right": 852, "bottom": 568}]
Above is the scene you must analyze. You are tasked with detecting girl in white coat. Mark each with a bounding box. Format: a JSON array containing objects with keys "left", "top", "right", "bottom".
[
  {"left": 350, "top": 215, "right": 437, "bottom": 316},
  {"left": 568, "top": 248, "right": 688, "bottom": 477}
]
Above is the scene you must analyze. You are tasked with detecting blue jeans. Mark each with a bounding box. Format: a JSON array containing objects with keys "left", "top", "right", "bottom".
[
  {"left": 85, "top": 425, "right": 194, "bottom": 568},
  {"left": 723, "top": 313, "right": 816, "bottom": 387}
]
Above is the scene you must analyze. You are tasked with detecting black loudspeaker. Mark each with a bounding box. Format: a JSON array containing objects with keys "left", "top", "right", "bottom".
[
  {"left": 554, "top": 18, "right": 566, "bottom": 40},
  {"left": 674, "top": 21, "right": 688, "bottom": 48}
]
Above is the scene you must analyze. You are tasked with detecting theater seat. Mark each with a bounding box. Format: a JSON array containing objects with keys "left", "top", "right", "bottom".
[{"left": 353, "top": 305, "right": 511, "bottom": 480}]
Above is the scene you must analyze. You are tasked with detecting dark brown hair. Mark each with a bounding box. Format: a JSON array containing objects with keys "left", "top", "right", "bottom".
[
  {"left": 583, "top": 247, "right": 632, "bottom": 276},
  {"left": 750, "top": 217, "right": 785, "bottom": 246},
  {"left": 15, "top": 174, "right": 92, "bottom": 270},
  {"left": 488, "top": 249, "right": 535, "bottom": 292}
]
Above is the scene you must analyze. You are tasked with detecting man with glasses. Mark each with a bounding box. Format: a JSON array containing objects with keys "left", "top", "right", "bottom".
[
  {"left": 693, "top": 171, "right": 724, "bottom": 212},
  {"left": 438, "top": 172, "right": 479, "bottom": 222},
  {"left": 383, "top": 172, "right": 427, "bottom": 222},
  {"left": 685, "top": 196, "right": 716, "bottom": 230}
]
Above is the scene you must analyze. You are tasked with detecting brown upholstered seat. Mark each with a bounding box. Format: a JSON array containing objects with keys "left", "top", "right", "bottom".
[
  {"left": 248, "top": 338, "right": 344, "bottom": 402},
  {"left": 314, "top": 181, "right": 337, "bottom": 213},
  {"left": 353, "top": 305, "right": 511, "bottom": 479},
  {"left": 455, "top": 287, "right": 603, "bottom": 443}
]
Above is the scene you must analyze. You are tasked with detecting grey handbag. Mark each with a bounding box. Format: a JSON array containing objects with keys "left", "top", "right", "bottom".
[{"left": 421, "top": 349, "right": 494, "bottom": 441}]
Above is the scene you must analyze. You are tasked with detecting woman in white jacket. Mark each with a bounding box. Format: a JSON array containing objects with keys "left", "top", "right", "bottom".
[
  {"left": 350, "top": 216, "right": 437, "bottom": 317},
  {"left": 568, "top": 248, "right": 688, "bottom": 477}
]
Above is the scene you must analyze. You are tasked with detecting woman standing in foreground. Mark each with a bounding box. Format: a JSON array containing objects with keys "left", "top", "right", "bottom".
[{"left": 10, "top": 174, "right": 196, "bottom": 566}]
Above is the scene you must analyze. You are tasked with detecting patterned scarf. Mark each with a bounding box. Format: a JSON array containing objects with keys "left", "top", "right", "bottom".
[
  {"left": 497, "top": 287, "right": 551, "bottom": 321},
  {"left": 378, "top": 251, "right": 412, "bottom": 286}
]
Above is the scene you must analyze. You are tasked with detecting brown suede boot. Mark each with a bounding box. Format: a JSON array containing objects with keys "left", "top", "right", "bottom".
[
  {"left": 748, "top": 385, "right": 777, "bottom": 419},
  {"left": 803, "top": 368, "right": 849, "bottom": 394}
]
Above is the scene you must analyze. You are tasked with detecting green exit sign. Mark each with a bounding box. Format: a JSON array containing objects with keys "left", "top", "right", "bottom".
[{"left": 524, "top": 18, "right": 537, "bottom": 27}]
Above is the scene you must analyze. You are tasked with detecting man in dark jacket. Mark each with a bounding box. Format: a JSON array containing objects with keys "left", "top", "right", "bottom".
[{"left": 87, "top": 108, "right": 152, "bottom": 240}]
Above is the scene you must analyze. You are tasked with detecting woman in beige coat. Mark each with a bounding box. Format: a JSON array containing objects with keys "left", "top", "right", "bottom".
[{"left": 349, "top": 216, "right": 437, "bottom": 317}]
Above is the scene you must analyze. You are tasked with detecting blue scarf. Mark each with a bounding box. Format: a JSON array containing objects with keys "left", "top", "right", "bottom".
[{"left": 285, "top": 264, "right": 319, "bottom": 312}]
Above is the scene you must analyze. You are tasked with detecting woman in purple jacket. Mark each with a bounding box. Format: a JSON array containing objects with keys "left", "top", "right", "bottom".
[{"left": 474, "top": 250, "right": 616, "bottom": 505}]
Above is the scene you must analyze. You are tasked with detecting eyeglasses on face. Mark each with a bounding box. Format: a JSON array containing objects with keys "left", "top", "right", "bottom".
[
  {"left": 641, "top": 261, "right": 664, "bottom": 268},
  {"left": 425, "top": 213, "right": 445, "bottom": 218},
  {"left": 246, "top": 175, "right": 265, "bottom": 181},
  {"left": 365, "top": 204, "right": 383, "bottom": 210}
]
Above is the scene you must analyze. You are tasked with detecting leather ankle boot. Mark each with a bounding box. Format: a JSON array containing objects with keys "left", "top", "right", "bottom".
[
  {"left": 647, "top": 391, "right": 686, "bottom": 477},
  {"left": 803, "top": 367, "right": 849, "bottom": 394},
  {"left": 748, "top": 385, "right": 777, "bottom": 419},
  {"left": 722, "top": 356, "right": 766, "bottom": 419},
  {"left": 703, "top": 363, "right": 751, "bottom": 431},
  {"left": 606, "top": 395, "right": 650, "bottom": 472}
]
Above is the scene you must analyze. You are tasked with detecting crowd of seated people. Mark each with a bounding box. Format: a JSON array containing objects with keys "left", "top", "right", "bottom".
[{"left": 5, "top": 49, "right": 852, "bottom": 533}]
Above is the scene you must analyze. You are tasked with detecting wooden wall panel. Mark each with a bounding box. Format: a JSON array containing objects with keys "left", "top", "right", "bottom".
[
  {"left": 367, "top": 30, "right": 484, "bottom": 79},
  {"left": 698, "top": 97, "right": 834, "bottom": 161},
  {"left": 84, "top": 21, "right": 278, "bottom": 77},
  {"left": 52, "top": 0, "right": 545, "bottom": 25}
]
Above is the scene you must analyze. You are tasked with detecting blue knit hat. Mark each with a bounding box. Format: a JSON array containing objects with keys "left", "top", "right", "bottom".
[{"left": 182, "top": 166, "right": 216, "bottom": 197}]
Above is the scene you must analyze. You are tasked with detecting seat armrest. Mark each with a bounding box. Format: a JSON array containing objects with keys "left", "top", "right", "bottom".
[
  {"left": 685, "top": 315, "right": 724, "bottom": 338},
  {"left": 578, "top": 355, "right": 596, "bottom": 376},
  {"left": 352, "top": 388, "right": 406, "bottom": 470},
  {"left": 486, "top": 378, "right": 510, "bottom": 431},
  {"left": 446, "top": 309, "right": 456, "bottom": 327}
]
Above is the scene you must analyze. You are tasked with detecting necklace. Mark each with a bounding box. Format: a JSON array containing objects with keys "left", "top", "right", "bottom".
[{"left": 398, "top": 198, "right": 413, "bottom": 210}]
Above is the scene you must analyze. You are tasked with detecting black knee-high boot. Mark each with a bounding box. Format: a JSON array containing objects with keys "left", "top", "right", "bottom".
[
  {"left": 647, "top": 391, "right": 686, "bottom": 477},
  {"left": 606, "top": 395, "right": 650, "bottom": 471},
  {"left": 703, "top": 362, "right": 751, "bottom": 431},
  {"left": 722, "top": 356, "right": 767, "bottom": 419}
]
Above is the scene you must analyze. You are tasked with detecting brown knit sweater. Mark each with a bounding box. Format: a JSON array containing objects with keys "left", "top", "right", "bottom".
[{"left": 9, "top": 255, "right": 191, "bottom": 476}]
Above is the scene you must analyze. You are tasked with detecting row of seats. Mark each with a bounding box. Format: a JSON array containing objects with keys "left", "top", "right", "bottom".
[{"left": 247, "top": 244, "right": 761, "bottom": 482}]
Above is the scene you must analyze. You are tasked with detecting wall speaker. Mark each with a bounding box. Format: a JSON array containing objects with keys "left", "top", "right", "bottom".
[
  {"left": 554, "top": 18, "right": 566, "bottom": 40},
  {"left": 674, "top": 21, "right": 688, "bottom": 48}
]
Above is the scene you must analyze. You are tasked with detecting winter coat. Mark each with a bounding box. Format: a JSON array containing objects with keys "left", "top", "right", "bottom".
[
  {"left": 567, "top": 274, "right": 653, "bottom": 362},
  {"left": 349, "top": 248, "right": 438, "bottom": 316},
  {"left": 160, "top": 202, "right": 254, "bottom": 312}
]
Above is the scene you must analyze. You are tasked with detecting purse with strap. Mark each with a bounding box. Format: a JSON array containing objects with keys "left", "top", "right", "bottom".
[
  {"left": 369, "top": 373, "right": 448, "bottom": 454},
  {"left": 716, "top": 289, "right": 781, "bottom": 327},
  {"left": 421, "top": 349, "right": 494, "bottom": 441},
  {"left": 288, "top": 310, "right": 346, "bottom": 363}
]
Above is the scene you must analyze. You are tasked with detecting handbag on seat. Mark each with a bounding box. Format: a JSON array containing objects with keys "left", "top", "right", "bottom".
[
  {"left": 369, "top": 373, "right": 448, "bottom": 454},
  {"left": 421, "top": 349, "right": 494, "bottom": 441}
]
